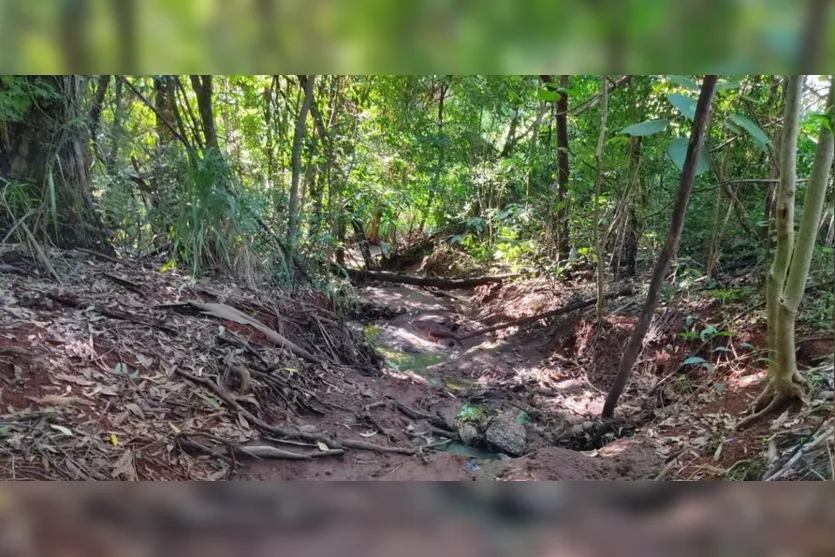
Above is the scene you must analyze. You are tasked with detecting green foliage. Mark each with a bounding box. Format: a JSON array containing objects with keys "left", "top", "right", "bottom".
[
  {"left": 6, "top": 72, "right": 826, "bottom": 324},
  {"left": 667, "top": 138, "right": 710, "bottom": 175},
  {"left": 621, "top": 119, "right": 669, "bottom": 137},
  {"left": 666, "top": 93, "right": 697, "bottom": 120},
  {"left": 728, "top": 113, "right": 771, "bottom": 149},
  {"left": 0, "top": 76, "right": 59, "bottom": 122}
]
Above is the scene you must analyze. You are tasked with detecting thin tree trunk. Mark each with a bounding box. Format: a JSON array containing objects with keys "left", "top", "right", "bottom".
[
  {"left": 88, "top": 75, "right": 110, "bottom": 165},
  {"left": 556, "top": 75, "right": 571, "bottom": 260},
  {"left": 106, "top": 76, "right": 123, "bottom": 175},
  {"left": 767, "top": 76, "right": 802, "bottom": 393},
  {"left": 602, "top": 75, "right": 718, "bottom": 419},
  {"left": 500, "top": 108, "right": 520, "bottom": 157},
  {"left": 739, "top": 76, "right": 835, "bottom": 428},
  {"left": 526, "top": 98, "right": 548, "bottom": 201},
  {"left": 594, "top": 76, "right": 609, "bottom": 322},
  {"left": 286, "top": 75, "right": 315, "bottom": 267}
]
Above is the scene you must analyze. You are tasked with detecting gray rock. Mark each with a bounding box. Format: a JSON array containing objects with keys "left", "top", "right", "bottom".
[
  {"left": 816, "top": 390, "right": 834, "bottom": 401},
  {"left": 457, "top": 421, "right": 480, "bottom": 446},
  {"left": 485, "top": 411, "right": 527, "bottom": 456}
]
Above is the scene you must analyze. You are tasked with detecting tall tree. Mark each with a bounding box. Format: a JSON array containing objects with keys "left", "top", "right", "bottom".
[
  {"left": 0, "top": 76, "right": 110, "bottom": 251},
  {"left": 286, "top": 75, "right": 316, "bottom": 266},
  {"left": 555, "top": 75, "right": 571, "bottom": 260},
  {"left": 189, "top": 75, "right": 218, "bottom": 150},
  {"left": 738, "top": 75, "right": 835, "bottom": 428},
  {"left": 602, "top": 75, "right": 718, "bottom": 418},
  {"left": 594, "top": 76, "right": 609, "bottom": 322}
]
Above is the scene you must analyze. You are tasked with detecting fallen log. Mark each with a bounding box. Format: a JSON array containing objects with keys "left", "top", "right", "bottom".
[
  {"left": 456, "top": 286, "right": 633, "bottom": 340},
  {"left": 335, "top": 266, "right": 520, "bottom": 289}
]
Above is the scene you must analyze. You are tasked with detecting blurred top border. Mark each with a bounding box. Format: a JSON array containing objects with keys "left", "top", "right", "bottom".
[{"left": 0, "top": 0, "right": 831, "bottom": 73}]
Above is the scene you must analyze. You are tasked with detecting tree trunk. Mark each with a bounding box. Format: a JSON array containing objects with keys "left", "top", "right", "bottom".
[
  {"left": 88, "top": 75, "right": 110, "bottom": 165},
  {"left": 189, "top": 75, "right": 218, "bottom": 150},
  {"left": 286, "top": 75, "right": 316, "bottom": 263},
  {"left": 153, "top": 76, "right": 177, "bottom": 146},
  {"left": 594, "top": 76, "right": 609, "bottom": 322},
  {"left": 526, "top": 97, "right": 548, "bottom": 200},
  {"left": 0, "top": 76, "right": 111, "bottom": 252},
  {"left": 767, "top": 75, "right": 802, "bottom": 395},
  {"left": 555, "top": 75, "right": 571, "bottom": 260},
  {"left": 611, "top": 77, "right": 642, "bottom": 279},
  {"left": 739, "top": 76, "right": 835, "bottom": 428},
  {"left": 106, "top": 76, "right": 124, "bottom": 175},
  {"left": 602, "top": 75, "right": 718, "bottom": 419}
]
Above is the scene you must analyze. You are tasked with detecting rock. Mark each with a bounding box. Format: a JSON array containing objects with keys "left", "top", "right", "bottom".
[
  {"left": 816, "top": 390, "right": 834, "bottom": 401},
  {"left": 457, "top": 421, "right": 480, "bottom": 446},
  {"left": 485, "top": 411, "right": 527, "bottom": 456}
]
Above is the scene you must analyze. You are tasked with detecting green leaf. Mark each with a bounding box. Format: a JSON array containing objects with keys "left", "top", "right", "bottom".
[
  {"left": 716, "top": 78, "right": 743, "bottom": 90},
  {"left": 667, "top": 138, "right": 710, "bottom": 175},
  {"left": 667, "top": 94, "right": 698, "bottom": 120},
  {"left": 729, "top": 113, "right": 771, "bottom": 149},
  {"left": 537, "top": 89, "right": 561, "bottom": 102},
  {"left": 700, "top": 326, "right": 718, "bottom": 338},
  {"left": 683, "top": 356, "right": 708, "bottom": 366},
  {"left": 668, "top": 76, "right": 700, "bottom": 90},
  {"left": 113, "top": 362, "right": 128, "bottom": 375},
  {"left": 621, "top": 119, "right": 670, "bottom": 137},
  {"left": 740, "top": 342, "right": 755, "bottom": 350},
  {"left": 713, "top": 346, "right": 732, "bottom": 352}
]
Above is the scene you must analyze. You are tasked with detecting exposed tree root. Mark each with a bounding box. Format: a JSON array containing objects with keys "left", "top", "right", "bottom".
[{"left": 735, "top": 378, "right": 807, "bottom": 431}]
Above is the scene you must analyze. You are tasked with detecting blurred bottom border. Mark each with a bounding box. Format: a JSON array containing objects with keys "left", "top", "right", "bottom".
[{"left": 0, "top": 482, "right": 833, "bottom": 557}]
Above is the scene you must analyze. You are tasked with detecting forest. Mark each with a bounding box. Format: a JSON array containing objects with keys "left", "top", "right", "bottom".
[{"left": 0, "top": 74, "right": 833, "bottom": 483}]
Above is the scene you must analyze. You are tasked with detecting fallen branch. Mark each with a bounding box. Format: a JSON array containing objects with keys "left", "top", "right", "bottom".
[
  {"left": 456, "top": 286, "right": 633, "bottom": 340},
  {"left": 189, "top": 301, "right": 326, "bottom": 366},
  {"left": 763, "top": 418, "right": 834, "bottom": 481},
  {"left": 175, "top": 368, "right": 418, "bottom": 456},
  {"left": 47, "top": 292, "right": 178, "bottom": 336},
  {"left": 336, "top": 266, "right": 520, "bottom": 289}
]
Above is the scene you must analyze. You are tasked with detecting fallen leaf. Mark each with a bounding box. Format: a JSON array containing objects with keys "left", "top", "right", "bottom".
[
  {"left": 359, "top": 431, "right": 378, "bottom": 438},
  {"left": 33, "top": 394, "right": 87, "bottom": 407},
  {"left": 713, "top": 442, "right": 723, "bottom": 461},
  {"left": 54, "top": 373, "right": 95, "bottom": 386},
  {"left": 50, "top": 424, "right": 74, "bottom": 437},
  {"left": 110, "top": 434, "right": 119, "bottom": 446},
  {"left": 112, "top": 449, "right": 138, "bottom": 480},
  {"left": 135, "top": 354, "right": 154, "bottom": 368},
  {"left": 317, "top": 442, "right": 329, "bottom": 451}
]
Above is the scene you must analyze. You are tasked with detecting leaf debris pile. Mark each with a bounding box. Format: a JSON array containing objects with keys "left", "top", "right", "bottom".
[{"left": 0, "top": 246, "right": 385, "bottom": 480}]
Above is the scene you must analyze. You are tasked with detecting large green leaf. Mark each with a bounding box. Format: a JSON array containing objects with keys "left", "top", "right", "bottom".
[
  {"left": 621, "top": 119, "right": 670, "bottom": 137},
  {"left": 536, "top": 89, "right": 561, "bottom": 102},
  {"left": 667, "top": 94, "right": 697, "bottom": 120},
  {"left": 668, "top": 76, "right": 699, "bottom": 91},
  {"left": 716, "top": 77, "right": 743, "bottom": 90},
  {"left": 667, "top": 138, "right": 710, "bottom": 176},
  {"left": 728, "top": 113, "right": 771, "bottom": 149}
]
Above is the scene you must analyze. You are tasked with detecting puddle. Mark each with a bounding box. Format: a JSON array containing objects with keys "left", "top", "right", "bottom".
[
  {"left": 377, "top": 346, "right": 448, "bottom": 374},
  {"left": 441, "top": 441, "right": 507, "bottom": 461}
]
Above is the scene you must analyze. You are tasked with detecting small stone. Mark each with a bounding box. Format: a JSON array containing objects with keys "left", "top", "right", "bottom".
[
  {"left": 816, "top": 390, "right": 834, "bottom": 401},
  {"left": 485, "top": 411, "right": 527, "bottom": 456}
]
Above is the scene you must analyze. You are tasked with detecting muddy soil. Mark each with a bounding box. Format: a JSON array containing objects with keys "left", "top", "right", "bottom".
[{"left": 239, "top": 282, "right": 662, "bottom": 481}]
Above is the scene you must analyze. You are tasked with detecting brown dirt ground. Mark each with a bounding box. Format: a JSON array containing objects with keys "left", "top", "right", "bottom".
[{"left": 1, "top": 246, "right": 831, "bottom": 481}]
